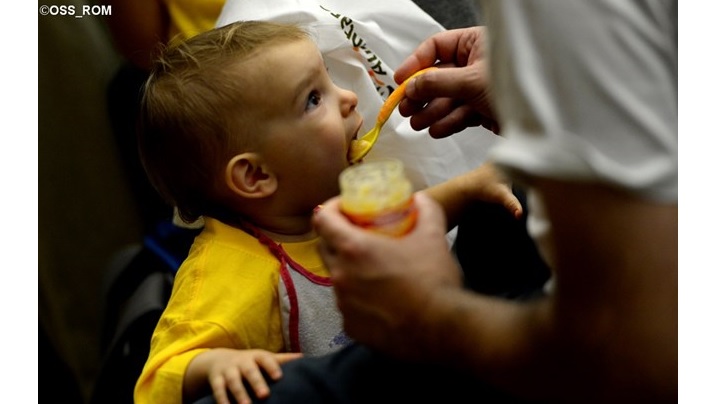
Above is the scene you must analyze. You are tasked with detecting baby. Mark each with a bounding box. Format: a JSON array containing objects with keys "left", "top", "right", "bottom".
[{"left": 134, "top": 20, "right": 520, "bottom": 404}]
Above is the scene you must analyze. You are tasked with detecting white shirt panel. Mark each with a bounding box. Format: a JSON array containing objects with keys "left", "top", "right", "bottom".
[{"left": 485, "top": 0, "right": 677, "bottom": 202}]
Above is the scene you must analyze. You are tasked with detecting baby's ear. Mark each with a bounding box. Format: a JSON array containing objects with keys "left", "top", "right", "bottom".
[{"left": 225, "top": 153, "right": 277, "bottom": 198}]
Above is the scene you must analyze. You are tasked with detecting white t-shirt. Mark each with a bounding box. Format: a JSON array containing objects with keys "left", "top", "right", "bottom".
[
  {"left": 486, "top": 0, "right": 677, "bottom": 202},
  {"left": 483, "top": 0, "right": 677, "bottom": 282}
]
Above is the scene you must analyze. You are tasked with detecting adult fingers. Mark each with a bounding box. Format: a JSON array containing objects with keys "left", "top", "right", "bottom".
[
  {"left": 426, "top": 104, "right": 488, "bottom": 138},
  {"left": 401, "top": 97, "right": 455, "bottom": 132},
  {"left": 403, "top": 100, "right": 485, "bottom": 139},
  {"left": 404, "top": 65, "right": 483, "bottom": 105},
  {"left": 395, "top": 28, "right": 473, "bottom": 83},
  {"left": 313, "top": 197, "right": 369, "bottom": 262}
]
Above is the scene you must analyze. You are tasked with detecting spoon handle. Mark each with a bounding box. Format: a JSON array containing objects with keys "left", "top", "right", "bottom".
[{"left": 375, "top": 66, "right": 438, "bottom": 128}]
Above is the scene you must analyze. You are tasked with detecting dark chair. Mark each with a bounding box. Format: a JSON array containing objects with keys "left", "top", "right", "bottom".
[{"left": 90, "top": 220, "right": 200, "bottom": 404}]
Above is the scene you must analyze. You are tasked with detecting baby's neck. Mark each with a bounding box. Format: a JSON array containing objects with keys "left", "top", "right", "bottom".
[
  {"left": 257, "top": 226, "right": 317, "bottom": 243},
  {"left": 226, "top": 214, "right": 316, "bottom": 243}
]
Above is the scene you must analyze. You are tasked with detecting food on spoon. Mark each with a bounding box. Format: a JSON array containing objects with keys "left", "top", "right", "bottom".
[{"left": 348, "top": 139, "right": 371, "bottom": 163}]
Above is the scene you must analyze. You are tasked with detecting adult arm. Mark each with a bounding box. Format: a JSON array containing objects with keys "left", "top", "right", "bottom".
[
  {"left": 313, "top": 183, "right": 676, "bottom": 402},
  {"left": 422, "top": 180, "right": 677, "bottom": 401}
]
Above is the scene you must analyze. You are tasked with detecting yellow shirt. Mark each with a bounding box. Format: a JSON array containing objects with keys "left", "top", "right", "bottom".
[
  {"left": 164, "top": 0, "right": 225, "bottom": 43},
  {"left": 134, "top": 217, "right": 328, "bottom": 403}
]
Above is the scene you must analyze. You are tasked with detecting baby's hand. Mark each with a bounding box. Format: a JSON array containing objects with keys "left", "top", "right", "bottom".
[
  {"left": 195, "top": 348, "right": 302, "bottom": 404},
  {"left": 463, "top": 162, "right": 522, "bottom": 218}
]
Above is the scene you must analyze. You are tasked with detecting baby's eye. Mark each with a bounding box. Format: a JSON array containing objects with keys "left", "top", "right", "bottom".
[{"left": 306, "top": 90, "right": 321, "bottom": 111}]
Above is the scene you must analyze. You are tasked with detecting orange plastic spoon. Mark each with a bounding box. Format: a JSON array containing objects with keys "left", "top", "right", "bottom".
[{"left": 348, "top": 66, "right": 438, "bottom": 164}]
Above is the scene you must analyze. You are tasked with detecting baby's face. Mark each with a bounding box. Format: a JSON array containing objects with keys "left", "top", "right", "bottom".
[{"left": 243, "top": 38, "right": 363, "bottom": 210}]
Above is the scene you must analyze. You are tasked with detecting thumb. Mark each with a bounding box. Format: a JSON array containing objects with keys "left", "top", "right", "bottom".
[{"left": 413, "top": 191, "right": 448, "bottom": 231}]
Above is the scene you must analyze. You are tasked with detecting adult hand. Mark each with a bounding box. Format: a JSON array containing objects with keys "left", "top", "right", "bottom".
[
  {"left": 394, "top": 27, "right": 499, "bottom": 137},
  {"left": 313, "top": 192, "right": 463, "bottom": 361}
]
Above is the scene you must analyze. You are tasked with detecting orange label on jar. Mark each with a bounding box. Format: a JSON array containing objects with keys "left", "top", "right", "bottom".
[{"left": 342, "top": 198, "right": 417, "bottom": 237}]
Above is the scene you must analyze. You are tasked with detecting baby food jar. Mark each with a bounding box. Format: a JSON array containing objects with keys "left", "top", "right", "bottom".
[{"left": 339, "top": 159, "right": 417, "bottom": 237}]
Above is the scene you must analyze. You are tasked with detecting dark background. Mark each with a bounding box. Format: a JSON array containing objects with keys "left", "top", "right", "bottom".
[{"left": 39, "top": 0, "right": 143, "bottom": 401}]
